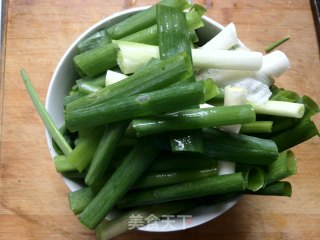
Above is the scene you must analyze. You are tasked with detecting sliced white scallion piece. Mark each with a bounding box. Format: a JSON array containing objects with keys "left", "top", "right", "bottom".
[
  {"left": 218, "top": 86, "right": 248, "bottom": 175},
  {"left": 259, "top": 50, "right": 290, "bottom": 78},
  {"left": 251, "top": 100, "right": 305, "bottom": 118},
  {"left": 220, "top": 86, "right": 248, "bottom": 134},
  {"left": 192, "top": 49, "right": 263, "bottom": 70},
  {"left": 105, "top": 70, "right": 127, "bottom": 87},
  {"left": 201, "top": 23, "right": 239, "bottom": 50},
  {"left": 113, "top": 41, "right": 264, "bottom": 74},
  {"left": 114, "top": 41, "right": 159, "bottom": 74}
]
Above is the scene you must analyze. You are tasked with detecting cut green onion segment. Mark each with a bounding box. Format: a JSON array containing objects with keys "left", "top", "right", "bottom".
[
  {"left": 240, "top": 121, "right": 273, "bottom": 133},
  {"left": 132, "top": 105, "right": 255, "bottom": 136},
  {"left": 20, "top": 69, "right": 72, "bottom": 156},
  {"left": 251, "top": 100, "right": 305, "bottom": 118},
  {"left": 265, "top": 35, "right": 290, "bottom": 53}
]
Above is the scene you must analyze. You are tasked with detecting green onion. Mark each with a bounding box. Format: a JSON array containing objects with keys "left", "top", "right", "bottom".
[
  {"left": 132, "top": 168, "right": 217, "bottom": 190},
  {"left": 120, "top": 3, "right": 204, "bottom": 46},
  {"left": 240, "top": 121, "right": 273, "bottom": 133},
  {"left": 157, "top": 4, "right": 192, "bottom": 60},
  {"left": 85, "top": 121, "right": 129, "bottom": 186},
  {"left": 54, "top": 155, "right": 76, "bottom": 172},
  {"left": 77, "top": 29, "right": 112, "bottom": 53},
  {"left": 117, "top": 172, "right": 245, "bottom": 209},
  {"left": 63, "top": 91, "right": 83, "bottom": 106},
  {"left": 73, "top": 43, "right": 117, "bottom": 77},
  {"left": 52, "top": 124, "right": 77, "bottom": 155},
  {"left": 263, "top": 150, "right": 297, "bottom": 185},
  {"left": 265, "top": 35, "right": 290, "bottom": 53},
  {"left": 132, "top": 105, "right": 255, "bottom": 136},
  {"left": 246, "top": 181, "right": 292, "bottom": 197},
  {"left": 271, "top": 88, "right": 300, "bottom": 102},
  {"left": 76, "top": 74, "right": 106, "bottom": 88},
  {"left": 67, "top": 127, "right": 104, "bottom": 172},
  {"left": 77, "top": 81, "right": 102, "bottom": 94},
  {"left": 107, "top": 0, "right": 191, "bottom": 39},
  {"left": 270, "top": 118, "right": 319, "bottom": 152},
  {"left": 148, "top": 154, "right": 218, "bottom": 172},
  {"left": 236, "top": 165, "right": 264, "bottom": 192},
  {"left": 120, "top": 24, "right": 159, "bottom": 45},
  {"left": 271, "top": 117, "right": 297, "bottom": 134},
  {"left": 69, "top": 187, "right": 95, "bottom": 215},
  {"left": 296, "top": 95, "right": 320, "bottom": 119},
  {"left": 251, "top": 100, "right": 305, "bottom": 118},
  {"left": 20, "top": 69, "right": 73, "bottom": 156},
  {"left": 65, "top": 79, "right": 218, "bottom": 131},
  {"left": 203, "top": 128, "right": 279, "bottom": 165},
  {"left": 79, "top": 140, "right": 159, "bottom": 229}
]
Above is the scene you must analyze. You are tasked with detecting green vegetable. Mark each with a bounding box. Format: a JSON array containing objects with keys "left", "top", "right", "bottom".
[
  {"left": 54, "top": 155, "right": 76, "bottom": 172},
  {"left": 240, "top": 121, "right": 273, "bottom": 133},
  {"left": 263, "top": 150, "right": 297, "bottom": 185},
  {"left": 79, "top": 140, "right": 159, "bottom": 229},
  {"left": 148, "top": 153, "right": 218, "bottom": 172},
  {"left": 132, "top": 168, "right": 217, "bottom": 189},
  {"left": 157, "top": 4, "right": 192, "bottom": 60},
  {"left": 120, "top": 3, "right": 204, "bottom": 46},
  {"left": 270, "top": 118, "right": 319, "bottom": 152},
  {"left": 132, "top": 105, "right": 255, "bottom": 136},
  {"left": 265, "top": 35, "right": 290, "bottom": 53},
  {"left": 73, "top": 43, "right": 117, "bottom": 77},
  {"left": 76, "top": 74, "right": 106, "bottom": 88},
  {"left": 69, "top": 187, "right": 95, "bottom": 215},
  {"left": 77, "top": 82, "right": 102, "bottom": 94},
  {"left": 246, "top": 181, "right": 292, "bottom": 197},
  {"left": 65, "top": 80, "right": 218, "bottom": 131},
  {"left": 85, "top": 121, "right": 129, "bottom": 186},
  {"left": 67, "top": 127, "right": 103, "bottom": 172},
  {"left": 251, "top": 100, "right": 305, "bottom": 118},
  {"left": 77, "top": 29, "right": 112, "bottom": 53},
  {"left": 117, "top": 172, "right": 245, "bottom": 209},
  {"left": 236, "top": 165, "right": 264, "bottom": 192},
  {"left": 107, "top": 0, "right": 191, "bottom": 39},
  {"left": 52, "top": 124, "right": 77, "bottom": 155},
  {"left": 20, "top": 69, "right": 73, "bottom": 156},
  {"left": 203, "top": 128, "right": 279, "bottom": 165}
]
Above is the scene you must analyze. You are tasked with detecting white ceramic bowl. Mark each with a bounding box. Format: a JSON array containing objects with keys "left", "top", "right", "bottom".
[{"left": 45, "top": 7, "right": 240, "bottom": 232}]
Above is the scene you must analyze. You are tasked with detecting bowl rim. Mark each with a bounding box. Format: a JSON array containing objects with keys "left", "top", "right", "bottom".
[{"left": 45, "top": 6, "right": 240, "bottom": 232}]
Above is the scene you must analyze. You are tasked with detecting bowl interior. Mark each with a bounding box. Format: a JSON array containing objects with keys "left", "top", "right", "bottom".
[{"left": 45, "top": 7, "right": 239, "bottom": 232}]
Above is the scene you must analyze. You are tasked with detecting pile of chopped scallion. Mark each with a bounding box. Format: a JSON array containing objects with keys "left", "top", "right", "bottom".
[{"left": 21, "top": 0, "right": 319, "bottom": 239}]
